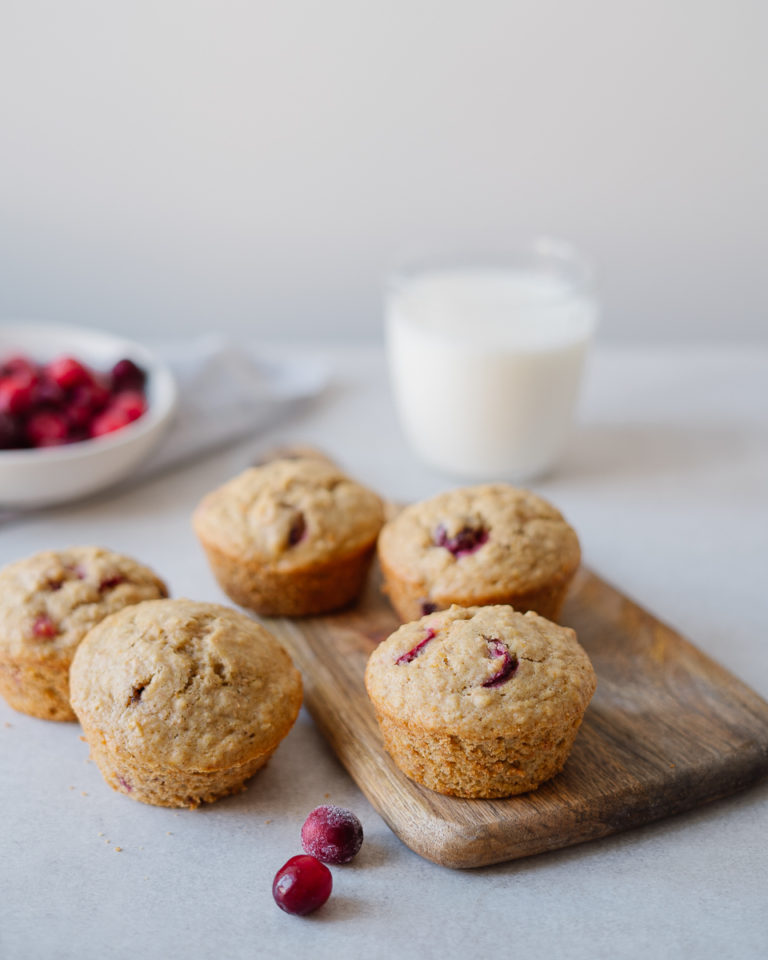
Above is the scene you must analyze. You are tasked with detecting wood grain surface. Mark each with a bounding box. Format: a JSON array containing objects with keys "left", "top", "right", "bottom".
[{"left": 264, "top": 564, "right": 768, "bottom": 869}]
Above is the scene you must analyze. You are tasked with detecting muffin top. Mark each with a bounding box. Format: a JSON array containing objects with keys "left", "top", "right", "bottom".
[
  {"left": 377, "top": 485, "right": 580, "bottom": 602},
  {"left": 0, "top": 547, "right": 168, "bottom": 663},
  {"left": 70, "top": 599, "right": 302, "bottom": 770},
  {"left": 365, "top": 605, "right": 596, "bottom": 739},
  {"left": 193, "top": 458, "right": 385, "bottom": 569}
]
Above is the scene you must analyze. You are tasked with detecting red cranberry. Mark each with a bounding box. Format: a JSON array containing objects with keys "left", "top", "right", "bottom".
[
  {"left": 288, "top": 512, "right": 307, "bottom": 546},
  {"left": 90, "top": 405, "right": 132, "bottom": 438},
  {"left": 0, "top": 412, "right": 21, "bottom": 449},
  {"left": 301, "top": 805, "right": 364, "bottom": 864},
  {"left": 26, "top": 410, "right": 70, "bottom": 447},
  {"left": 111, "top": 358, "right": 147, "bottom": 391},
  {"left": 31, "top": 375, "right": 64, "bottom": 408},
  {"left": 482, "top": 638, "right": 518, "bottom": 688},
  {"left": 420, "top": 600, "right": 438, "bottom": 615},
  {"left": 396, "top": 627, "right": 436, "bottom": 665},
  {"left": 0, "top": 375, "right": 35, "bottom": 415},
  {"left": 46, "top": 356, "right": 92, "bottom": 390},
  {"left": 112, "top": 389, "right": 147, "bottom": 422},
  {"left": 434, "top": 524, "right": 489, "bottom": 558},
  {"left": 99, "top": 575, "right": 126, "bottom": 591},
  {"left": 272, "top": 855, "right": 332, "bottom": 916},
  {"left": 32, "top": 615, "right": 58, "bottom": 639},
  {"left": 2, "top": 355, "right": 37, "bottom": 378}
]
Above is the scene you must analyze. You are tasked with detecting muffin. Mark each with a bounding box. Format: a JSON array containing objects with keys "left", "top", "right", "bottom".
[
  {"left": 70, "top": 599, "right": 302, "bottom": 808},
  {"left": 365, "top": 604, "right": 596, "bottom": 798},
  {"left": 378, "top": 484, "right": 580, "bottom": 622},
  {"left": 0, "top": 547, "right": 168, "bottom": 721},
  {"left": 192, "top": 458, "right": 385, "bottom": 616}
]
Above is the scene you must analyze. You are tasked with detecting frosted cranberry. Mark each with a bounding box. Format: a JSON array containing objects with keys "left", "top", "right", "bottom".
[
  {"left": 111, "top": 358, "right": 146, "bottom": 391},
  {"left": 32, "top": 615, "right": 58, "bottom": 639},
  {"left": 112, "top": 390, "right": 147, "bottom": 423},
  {"left": 0, "top": 375, "right": 34, "bottom": 415},
  {"left": 301, "top": 805, "right": 363, "bottom": 864},
  {"left": 272, "top": 855, "right": 332, "bottom": 916},
  {"left": 482, "top": 638, "right": 518, "bottom": 688},
  {"left": 26, "top": 410, "right": 70, "bottom": 447},
  {"left": 396, "top": 627, "right": 436, "bottom": 664},
  {"left": 46, "top": 356, "right": 92, "bottom": 390},
  {"left": 434, "top": 524, "right": 489, "bottom": 557}
]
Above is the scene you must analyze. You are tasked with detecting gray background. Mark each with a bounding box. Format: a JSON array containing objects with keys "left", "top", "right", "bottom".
[{"left": 1, "top": 0, "right": 766, "bottom": 344}]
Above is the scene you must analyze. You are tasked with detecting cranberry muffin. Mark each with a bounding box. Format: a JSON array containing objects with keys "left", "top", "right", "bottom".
[
  {"left": 70, "top": 599, "right": 303, "bottom": 808},
  {"left": 193, "top": 458, "right": 385, "bottom": 616},
  {"left": 365, "top": 604, "right": 596, "bottom": 798},
  {"left": 378, "top": 484, "right": 580, "bottom": 622},
  {"left": 0, "top": 547, "right": 168, "bottom": 721}
]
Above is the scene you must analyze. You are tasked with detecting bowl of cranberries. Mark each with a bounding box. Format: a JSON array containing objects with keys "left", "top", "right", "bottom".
[{"left": 0, "top": 323, "right": 177, "bottom": 506}]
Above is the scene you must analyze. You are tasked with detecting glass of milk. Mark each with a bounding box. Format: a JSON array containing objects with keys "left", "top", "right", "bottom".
[{"left": 385, "top": 238, "right": 598, "bottom": 481}]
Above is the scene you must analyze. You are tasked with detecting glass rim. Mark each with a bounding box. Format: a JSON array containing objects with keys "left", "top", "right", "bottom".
[{"left": 387, "top": 236, "right": 595, "bottom": 299}]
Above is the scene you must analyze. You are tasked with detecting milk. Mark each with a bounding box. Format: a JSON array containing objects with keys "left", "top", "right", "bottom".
[{"left": 386, "top": 267, "right": 598, "bottom": 480}]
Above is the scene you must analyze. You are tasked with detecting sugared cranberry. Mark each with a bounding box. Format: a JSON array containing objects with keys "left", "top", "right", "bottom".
[
  {"left": 301, "top": 805, "right": 364, "bottom": 864},
  {"left": 288, "top": 512, "right": 307, "bottom": 546},
  {"left": 26, "top": 410, "right": 70, "bottom": 447},
  {"left": 32, "top": 614, "right": 58, "bottom": 639},
  {"left": 396, "top": 627, "right": 436, "bottom": 665},
  {"left": 434, "top": 524, "right": 489, "bottom": 558},
  {"left": 111, "top": 358, "right": 147, "bottom": 391},
  {"left": 482, "top": 638, "right": 518, "bottom": 688},
  {"left": 46, "top": 355, "right": 92, "bottom": 390},
  {"left": 272, "top": 855, "right": 332, "bottom": 916}
]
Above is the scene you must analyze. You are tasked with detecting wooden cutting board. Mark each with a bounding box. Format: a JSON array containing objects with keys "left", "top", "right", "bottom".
[{"left": 263, "top": 564, "right": 768, "bottom": 869}]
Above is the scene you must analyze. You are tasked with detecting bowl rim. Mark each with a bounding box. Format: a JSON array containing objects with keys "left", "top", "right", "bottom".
[{"left": 0, "top": 321, "right": 177, "bottom": 463}]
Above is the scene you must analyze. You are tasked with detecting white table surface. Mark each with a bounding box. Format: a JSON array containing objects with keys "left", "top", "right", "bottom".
[{"left": 1, "top": 343, "right": 767, "bottom": 960}]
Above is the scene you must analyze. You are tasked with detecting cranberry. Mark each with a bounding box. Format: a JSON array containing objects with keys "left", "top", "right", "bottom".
[
  {"left": 396, "top": 627, "right": 436, "bottom": 665},
  {"left": 26, "top": 410, "right": 70, "bottom": 447},
  {"left": 301, "top": 805, "right": 364, "bottom": 864},
  {"left": 288, "top": 512, "right": 307, "bottom": 546},
  {"left": 30, "top": 375, "right": 64, "bottom": 408},
  {"left": 482, "top": 638, "right": 518, "bottom": 688},
  {"left": 90, "top": 405, "right": 132, "bottom": 438},
  {"left": 46, "top": 356, "right": 92, "bottom": 390},
  {"left": 99, "top": 575, "right": 125, "bottom": 591},
  {"left": 67, "top": 381, "right": 111, "bottom": 428},
  {"left": 32, "top": 614, "right": 58, "bottom": 639},
  {"left": 434, "top": 524, "right": 489, "bottom": 558},
  {"left": 2, "top": 355, "right": 37, "bottom": 378},
  {"left": 112, "top": 389, "right": 146, "bottom": 423},
  {"left": 420, "top": 600, "right": 438, "bottom": 616},
  {"left": 272, "top": 855, "right": 332, "bottom": 916},
  {"left": 111, "top": 358, "right": 147, "bottom": 391},
  {"left": 0, "top": 412, "right": 21, "bottom": 449},
  {"left": 0, "top": 374, "right": 35, "bottom": 415}
]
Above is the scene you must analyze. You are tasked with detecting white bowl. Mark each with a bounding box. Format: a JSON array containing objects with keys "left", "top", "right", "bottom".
[{"left": 0, "top": 323, "right": 177, "bottom": 507}]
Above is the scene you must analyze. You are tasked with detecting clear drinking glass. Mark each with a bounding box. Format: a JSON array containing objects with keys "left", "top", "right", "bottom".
[{"left": 385, "top": 238, "right": 598, "bottom": 481}]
